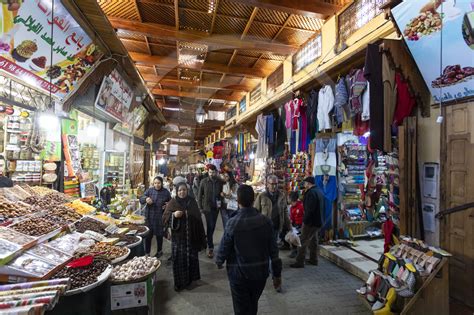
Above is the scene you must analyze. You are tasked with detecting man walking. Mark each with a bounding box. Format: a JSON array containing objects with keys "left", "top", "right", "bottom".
[
  {"left": 290, "top": 176, "right": 325, "bottom": 268},
  {"left": 216, "top": 185, "right": 282, "bottom": 315},
  {"left": 197, "top": 164, "right": 223, "bottom": 258},
  {"left": 254, "top": 175, "right": 291, "bottom": 247}
]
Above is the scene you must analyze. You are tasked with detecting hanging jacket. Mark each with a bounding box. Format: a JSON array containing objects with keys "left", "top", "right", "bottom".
[
  {"left": 307, "top": 89, "right": 318, "bottom": 140},
  {"left": 334, "top": 77, "right": 349, "bottom": 125},
  {"left": 317, "top": 85, "right": 335, "bottom": 131}
]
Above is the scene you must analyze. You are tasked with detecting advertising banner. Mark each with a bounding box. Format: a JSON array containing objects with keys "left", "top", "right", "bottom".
[
  {"left": 0, "top": 0, "right": 102, "bottom": 98},
  {"left": 392, "top": 1, "right": 474, "bottom": 103},
  {"left": 95, "top": 69, "right": 134, "bottom": 122}
]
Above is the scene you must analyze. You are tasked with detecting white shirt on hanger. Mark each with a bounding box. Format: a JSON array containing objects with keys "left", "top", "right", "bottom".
[
  {"left": 361, "top": 81, "right": 370, "bottom": 121},
  {"left": 317, "top": 85, "right": 335, "bottom": 131}
]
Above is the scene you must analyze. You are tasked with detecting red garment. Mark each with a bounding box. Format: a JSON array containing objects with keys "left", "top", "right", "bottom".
[
  {"left": 382, "top": 219, "right": 395, "bottom": 253},
  {"left": 290, "top": 200, "right": 304, "bottom": 226},
  {"left": 393, "top": 73, "right": 416, "bottom": 126},
  {"left": 353, "top": 113, "right": 369, "bottom": 136},
  {"left": 292, "top": 98, "right": 302, "bottom": 130}
]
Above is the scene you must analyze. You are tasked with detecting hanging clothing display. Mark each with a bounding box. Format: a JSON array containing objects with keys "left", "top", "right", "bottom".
[
  {"left": 292, "top": 98, "right": 302, "bottom": 130},
  {"left": 313, "top": 137, "right": 337, "bottom": 176},
  {"left": 317, "top": 85, "right": 335, "bottom": 131},
  {"left": 382, "top": 53, "right": 397, "bottom": 153},
  {"left": 334, "top": 77, "right": 350, "bottom": 125},
  {"left": 364, "top": 44, "right": 384, "bottom": 151},
  {"left": 348, "top": 69, "right": 367, "bottom": 115},
  {"left": 255, "top": 114, "right": 267, "bottom": 158},
  {"left": 392, "top": 72, "right": 416, "bottom": 127},
  {"left": 274, "top": 108, "right": 287, "bottom": 157},
  {"left": 299, "top": 104, "right": 308, "bottom": 152},
  {"left": 316, "top": 175, "right": 337, "bottom": 233},
  {"left": 361, "top": 82, "right": 370, "bottom": 121},
  {"left": 307, "top": 89, "right": 318, "bottom": 140}
]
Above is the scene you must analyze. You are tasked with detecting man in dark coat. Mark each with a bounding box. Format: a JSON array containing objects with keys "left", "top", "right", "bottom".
[
  {"left": 216, "top": 185, "right": 282, "bottom": 315},
  {"left": 140, "top": 176, "right": 171, "bottom": 258},
  {"left": 290, "top": 176, "right": 325, "bottom": 268},
  {"left": 197, "top": 164, "right": 223, "bottom": 258}
]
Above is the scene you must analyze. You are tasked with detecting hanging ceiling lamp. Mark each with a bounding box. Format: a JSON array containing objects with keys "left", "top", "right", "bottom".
[{"left": 195, "top": 105, "right": 206, "bottom": 124}]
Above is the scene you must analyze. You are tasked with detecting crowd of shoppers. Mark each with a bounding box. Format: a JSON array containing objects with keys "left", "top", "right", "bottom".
[{"left": 140, "top": 166, "right": 325, "bottom": 314}]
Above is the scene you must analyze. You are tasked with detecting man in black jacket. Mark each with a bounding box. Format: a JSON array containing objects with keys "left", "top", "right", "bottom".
[
  {"left": 197, "top": 165, "right": 223, "bottom": 258},
  {"left": 290, "top": 176, "right": 325, "bottom": 268},
  {"left": 216, "top": 185, "right": 282, "bottom": 315}
]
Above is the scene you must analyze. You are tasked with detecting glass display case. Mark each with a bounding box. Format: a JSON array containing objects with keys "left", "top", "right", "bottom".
[{"left": 103, "top": 151, "right": 127, "bottom": 193}]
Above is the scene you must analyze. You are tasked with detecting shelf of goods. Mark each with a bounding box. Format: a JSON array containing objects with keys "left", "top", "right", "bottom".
[
  {"left": 287, "top": 152, "right": 311, "bottom": 193},
  {"left": 356, "top": 237, "right": 450, "bottom": 315},
  {"left": 80, "top": 144, "right": 100, "bottom": 183},
  {"left": 0, "top": 185, "right": 151, "bottom": 301}
]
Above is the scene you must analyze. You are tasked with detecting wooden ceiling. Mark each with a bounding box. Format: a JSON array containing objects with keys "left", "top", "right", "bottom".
[{"left": 98, "top": 0, "right": 345, "bottom": 140}]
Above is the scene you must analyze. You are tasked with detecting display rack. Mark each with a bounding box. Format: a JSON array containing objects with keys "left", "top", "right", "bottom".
[{"left": 103, "top": 151, "right": 127, "bottom": 193}]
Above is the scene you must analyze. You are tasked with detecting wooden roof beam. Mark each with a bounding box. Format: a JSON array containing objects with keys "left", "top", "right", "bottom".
[
  {"left": 142, "top": 75, "right": 252, "bottom": 91},
  {"left": 153, "top": 88, "right": 243, "bottom": 102},
  {"left": 108, "top": 17, "right": 297, "bottom": 55},
  {"left": 224, "top": 0, "right": 341, "bottom": 19},
  {"left": 130, "top": 52, "right": 269, "bottom": 78},
  {"left": 241, "top": 8, "right": 258, "bottom": 40}
]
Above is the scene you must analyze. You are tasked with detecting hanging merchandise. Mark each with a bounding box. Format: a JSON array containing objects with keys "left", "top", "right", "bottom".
[
  {"left": 287, "top": 152, "right": 311, "bottom": 192},
  {"left": 265, "top": 114, "right": 274, "bottom": 156},
  {"left": 334, "top": 77, "right": 350, "bottom": 126},
  {"left": 255, "top": 114, "right": 266, "bottom": 158},
  {"left": 364, "top": 44, "right": 384, "bottom": 151},
  {"left": 313, "top": 137, "right": 337, "bottom": 176},
  {"left": 316, "top": 175, "right": 337, "bottom": 235},
  {"left": 317, "top": 85, "right": 335, "bottom": 131},
  {"left": 307, "top": 89, "right": 318, "bottom": 140},
  {"left": 274, "top": 107, "right": 287, "bottom": 157}
]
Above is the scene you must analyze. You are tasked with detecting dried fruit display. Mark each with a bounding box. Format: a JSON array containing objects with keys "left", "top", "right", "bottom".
[
  {"left": 32, "top": 56, "right": 46, "bottom": 69},
  {"left": 111, "top": 256, "right": 160, "bottom": 282},
  {"left": 432, "top": 65, "right": 474, "bottom": 87},
  {"left": 403, "top": 11, "right": 442, "bottom": 41},
  {"left": 44, "top": 205, "right": 82, "bottom": 225},
  {"left": 23, "top": 193, "right": 72, "bottom": 211},
  {"left": 65, "top": 200, "right": 95, "bottom": 215},
  {"left": 8, "top": 254, "right": 57, "bottom": 278},
  {"left": 0, "top": 196, "right": 32, "bottom": 219},
  {"left": 118, "top": 223, "right": 148, "bottom": 234},
  {"left": 51, "top": 258, "right": 109, "bottom": 290},
  {"left": 29, "top": 186, "right": 56, "bottom": 196},
  {"left": 0, "top": 227, "right": 35, "bottom": 246},
  {"left": 108, "top": 234, "right": 140, "bottom": 247},
  {"left": 11, "top": 218, "right": 59, "bottom": 237},
  {"left": 26, "top": 244, "right": 72, "bottom": 265},
  {"left": 74, "top": 218, "right": 107, "bottom": 234},
  {"left": 87, "top": 243, "right": 128, "bottom": 261}
]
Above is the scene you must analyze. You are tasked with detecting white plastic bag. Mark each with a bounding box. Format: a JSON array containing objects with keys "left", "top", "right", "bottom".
[{"left": 285, "top": 227, "right": 301, "bottom": 247}]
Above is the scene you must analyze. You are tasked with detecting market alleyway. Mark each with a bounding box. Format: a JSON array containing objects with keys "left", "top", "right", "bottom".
[{"left": 153, "top": 217, "right": 369, "bottom": 315}]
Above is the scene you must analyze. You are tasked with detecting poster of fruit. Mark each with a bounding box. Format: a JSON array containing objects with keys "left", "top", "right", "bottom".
[
  {"left": 392, "top": 0, "right": 474, "bottom": 103},
  {"left": 0, "top": 0, "right": 102, "bottom": 99},
  {"left": 95, "top": 68, "right": 134, "bottom": 123}
]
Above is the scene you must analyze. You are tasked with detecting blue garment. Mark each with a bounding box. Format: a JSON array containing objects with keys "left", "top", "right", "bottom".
[
  {"left": 315, "top": 176, "right": 338, "bottom": 233},
  {"left": 216, "top": 207, "right": 282, "bottom": 281},
  {"left": 290, "top": 130, "right": 297, "bottom": 155},
  {"left": 265, "top": 115, "right": 274, "bottom": 144},
  {"left": 334, "top": 77, "right": 349, "bottom": 124}
]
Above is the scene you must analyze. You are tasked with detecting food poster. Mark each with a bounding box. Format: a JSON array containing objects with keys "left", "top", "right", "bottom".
[
  {"left": 95, "top": 69, "right": 134, "bottom": 122},
  {"left": 113, "top": 109, "right": 133, "bottom": 136},
  {"left": 392, "top": 0, "right": 474, "bottom": 103},
  {"left": 0, "top": 0, "right": 102, "bottom": 99},
  {"left": 61, "top": 118, "right": 81, "bottom": 177},
  {"left": 39, "top": 117, "right": 61, "bottom": 161}
]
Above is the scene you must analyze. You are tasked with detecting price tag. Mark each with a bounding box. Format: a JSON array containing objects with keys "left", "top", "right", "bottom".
[
  {"left": 116, "top": 241, "right": 127, "bottom": 247},
  {"left": 105, "top": 224, "right": 119, "bottom": 235},
  {"left": 126, "top": 230, "right": 137, "bottom": 236},
  {"left": 68, "top": 223, "right": 76, "bottom": 233}
]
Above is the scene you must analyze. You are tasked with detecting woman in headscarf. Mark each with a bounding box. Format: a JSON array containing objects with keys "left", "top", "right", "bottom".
[
  {"left": 163, "top": 182, "right": 206, "bottom": 291},
  {"left": 140, "top": 176, "right": 171, "bottom": 258}
]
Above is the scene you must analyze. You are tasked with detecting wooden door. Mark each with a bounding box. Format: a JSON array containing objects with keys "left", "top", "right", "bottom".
[{"left": 442, "top": 102, "right": 474, "bottom": 307}]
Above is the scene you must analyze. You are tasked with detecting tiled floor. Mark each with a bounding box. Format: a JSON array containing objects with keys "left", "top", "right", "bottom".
[{"left": 152, "top": 216, "right": 370, "bottom": 315}]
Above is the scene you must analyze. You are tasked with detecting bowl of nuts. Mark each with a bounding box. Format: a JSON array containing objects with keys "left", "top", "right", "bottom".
[{"left": 110, "top": 256, "right": 161, "bottom": 283}]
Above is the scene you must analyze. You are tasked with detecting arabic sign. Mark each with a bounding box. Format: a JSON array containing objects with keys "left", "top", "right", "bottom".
[
  {"left": 95, "top": 69, "right": 134, "bottom": 122},
  {"left": 0, "top": 0, "right": 101, "bottom": 99},
  {"left": 392, "top": 1, "right": 474, "bottom": 103}
]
